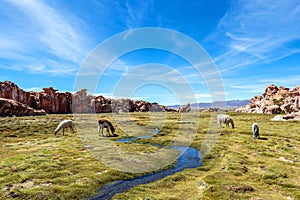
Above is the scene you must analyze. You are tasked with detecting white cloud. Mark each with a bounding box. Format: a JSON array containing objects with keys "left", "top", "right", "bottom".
[
  {"left": 0, "top": 0, "right": 91, "bottom": 75},
  {"left": 23, "top": 87, "right": 43, "bottom": 92},
  {"left": 209, "top": 0, "right": 300, "bottom": 72}
]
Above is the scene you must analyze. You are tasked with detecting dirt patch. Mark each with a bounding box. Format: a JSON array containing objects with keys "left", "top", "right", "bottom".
[
  {"left": 2, "top": 180, "right": 37, "bottom": 198},
  {"left": 198, "top": 180, "right": 208, "bottom": 195}
]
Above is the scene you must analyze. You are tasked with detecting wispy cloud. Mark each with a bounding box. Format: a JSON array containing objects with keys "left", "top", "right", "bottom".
[
  {"left": 78, "top": 55, "right": 132, "bottom": 76},
  {"left": 226, "top": 73, "right": 300, "bottom": 98},
  {"left": 259, "top": 75, "right": 300, "bottom": 88},
  {"left": 120, "top": 65, "right": 187, "bottom": 85},
  {"left": 0, "top": 0, "right": 91, "bottom": 75},
  {"left": 123, "top": 0, "right": 154, "bottom": 28},
  {"left": 229, "top": 84, "right": 267, "bottom": 95},
  {"left": 208, "top": 0, "right": 300, "bottom": 72}
]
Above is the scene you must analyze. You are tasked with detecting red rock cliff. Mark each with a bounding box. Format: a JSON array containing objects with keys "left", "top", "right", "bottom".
[{"left": 0, "top": 81, "right": 167, "bottom": 115}]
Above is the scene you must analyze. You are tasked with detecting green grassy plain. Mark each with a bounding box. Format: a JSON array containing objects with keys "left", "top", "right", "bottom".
[{"left": 0, "top": 112, "right": 299, "bottom": 199}]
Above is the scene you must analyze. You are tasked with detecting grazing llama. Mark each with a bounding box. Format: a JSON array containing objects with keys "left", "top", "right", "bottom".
[
  {"left": 217, "top": 114, "right": 235, "bottom": 129},
  {"left": 54, "top": 119, "right": 75, "bottom": 135},
  {"left": 252, "top": 123, "right": 259, "bottom": 139},
  {"left": 98, "top": 119, "right": 115, "bottom": 137}
]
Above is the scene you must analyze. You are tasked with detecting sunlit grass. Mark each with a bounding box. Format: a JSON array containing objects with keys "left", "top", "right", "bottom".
[
  {"left": 0, "top": 112, "right": 299, "bottom": 199},
  {"left": 113, "top": 112, "right": 300, "bottom": 200}
]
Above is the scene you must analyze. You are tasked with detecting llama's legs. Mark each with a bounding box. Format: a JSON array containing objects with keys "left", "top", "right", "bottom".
[
  {"left": 253, "top": 131, "right": 258, "bottom": 139},
  {"left": 253, "top": 131, "right": 259, "bottom": 139},
  {"left": 70, "top": 126, "right": 74, "bottom": 134},
  {"left": 217, "top": 120, "right": 222, "bottom": 128},
  {"left": 110, "top": 128, "right": 114, "bottom": 136},
  {"left": 62, "top": 127, "right": 65, "bottom": 136},
  {"left": 99, "top": 126, "right": 104, "bottom": 136}
]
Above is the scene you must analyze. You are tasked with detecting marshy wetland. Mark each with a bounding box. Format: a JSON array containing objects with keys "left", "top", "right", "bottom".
[{"left": 1, "top": 112, "right": 299, "bottom": 199}]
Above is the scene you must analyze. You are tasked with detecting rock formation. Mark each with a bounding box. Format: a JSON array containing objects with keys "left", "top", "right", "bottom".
[
  {"left": 0, "top": 98, "right": 46, "bottom": 116},
  {"left": 0, "top": 81, "right": 169, "bottom": 116},
  {"left": 178, "top": 103, "right": 192, "bottom": 113},
  {"left": 0, "top": 81, "right": 72, "bottom": 114},
  {"left": 235, "top": 84, "right": 300, "bottom": 120}
]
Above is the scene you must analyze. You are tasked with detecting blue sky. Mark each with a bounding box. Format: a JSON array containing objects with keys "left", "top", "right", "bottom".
[{"left": 1, "top": 0, "right": 300, "bottom": 105}]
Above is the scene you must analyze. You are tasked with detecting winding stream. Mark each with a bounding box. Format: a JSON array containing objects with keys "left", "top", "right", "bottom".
[{"left": 88, "top": 130, "right": 202, "bottom": 200}]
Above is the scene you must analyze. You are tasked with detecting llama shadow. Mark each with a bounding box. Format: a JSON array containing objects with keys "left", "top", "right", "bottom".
[
  {"left": 108, "top": 133, "right": 119, "bottom": 137},
  {"left": 257, "top": 137, "right": 268, "bottom": 140}
]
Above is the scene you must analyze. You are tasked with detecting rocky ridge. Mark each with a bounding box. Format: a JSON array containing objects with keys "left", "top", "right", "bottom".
[
  {"left": 235, "top": 84, "right": 300, "bottom": 120},
  {"left": 0, "top": 98, "right": 46, "bottom": 116},
  {"left": 0, "top": 81, "right": 172, "bottom": 116}
]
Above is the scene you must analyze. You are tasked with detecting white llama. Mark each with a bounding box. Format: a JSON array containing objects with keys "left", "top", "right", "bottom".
[
  {"left": 54, "top": 119, "right": 75, "bottom": 135},
  {"left": 98, "top": 119, "right": 115, "bottom": 137},
  {"left": 217, "top": 114, "right": 235, "bottom": 129},
  {"left": 252, "top": 123, "right": 259, "bottom": 139}
]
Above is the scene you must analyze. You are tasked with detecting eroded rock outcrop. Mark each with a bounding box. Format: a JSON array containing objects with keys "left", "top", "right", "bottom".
[
  {"left": 0, "top": 81, "right": 168, "bottom": 116},
  {"left": 178, "top": 103, "right": 191, "bottom": 113},
  {"left": 0, "top": 81, "right": 72, "bottom": 114},
  {"left": 0, "top": 98, "right": 46, "bottom": 116},
  {"left": 235, "top": 84, "right": 300, "bottom": 120}
]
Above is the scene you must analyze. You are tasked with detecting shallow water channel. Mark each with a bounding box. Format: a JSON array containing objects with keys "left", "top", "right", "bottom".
[{"left": 88, "top": 130, "right": 202, "bottom": 200}]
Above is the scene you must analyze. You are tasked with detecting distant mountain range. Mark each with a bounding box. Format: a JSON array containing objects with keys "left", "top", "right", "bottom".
[{"left": 168, "top": 99, "right": 250, "bottom": 109}]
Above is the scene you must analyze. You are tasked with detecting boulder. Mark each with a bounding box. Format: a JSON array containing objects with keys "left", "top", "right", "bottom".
[
  {"left": 263, "top": 84, "right": 278, "bottom": 98},
  {"left": 208, "top": 108, "right": 221, "bottom": 112},
  {"left": 178, "top": 103, "right": 191, "bottom": 113},
  {"left": 250, "top": 95, "right": 262, "bottom": 104},
  {"left": 280, "top": 103, "right": 293, "bottom": 114},
  {"left": 266, "top": 105, "right": 280, "bottom": 114},
  {"left": 277, "top": 86, "right": 290, "bottom": 98},
  {"left": 294, "top": 96, "right": 300, "bottom": 111},
  {"left": 290, "top": 85, "right": 300, "bottom": 97},
  {"left": 149, "top": 102, "right": 165, "bottom": 112},
  {"left": 165, "top": 107, "right": 178, "bottom": 112},
  {"left": 270, "top": 115, "right": 285, "bottom": 121},
  {"left": 282, "top": 114, "right": 295, "bottom": 120},
  {"left": 271, "top": 112, "right": 300, "bottom": 121}
]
